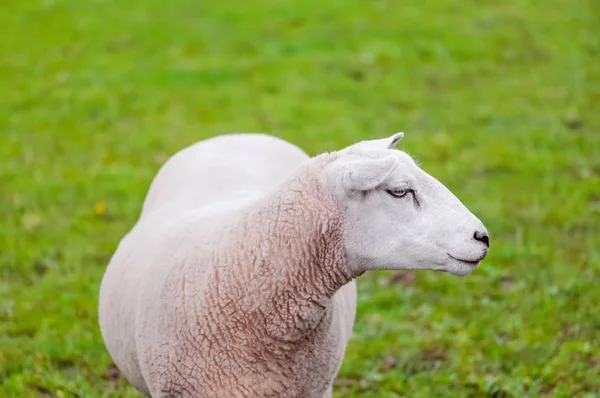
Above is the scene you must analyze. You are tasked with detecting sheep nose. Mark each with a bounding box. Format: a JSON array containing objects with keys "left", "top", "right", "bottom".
[{"left": 473, "top": 230, "right": 490, "bottom": 248}]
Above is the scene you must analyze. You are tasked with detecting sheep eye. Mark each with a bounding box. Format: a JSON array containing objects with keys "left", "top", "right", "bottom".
[{"left": 387, "top": 188, "right": 410, "bottom": 198}]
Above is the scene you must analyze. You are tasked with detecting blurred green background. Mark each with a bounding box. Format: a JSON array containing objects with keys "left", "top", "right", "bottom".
[{"left": 1, "top": 0, "right": 599, "bottom": 396}]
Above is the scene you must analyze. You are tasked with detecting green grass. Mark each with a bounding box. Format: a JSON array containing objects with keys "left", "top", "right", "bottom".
[{"left": 1, "top": 0, "right": 599, "bottom": 396}]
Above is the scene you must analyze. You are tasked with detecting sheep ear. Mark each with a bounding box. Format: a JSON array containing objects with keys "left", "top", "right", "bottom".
[
  {"left": 343, "top": 156, "right": 399, "bottom": 192},
  {"left": 369, "top": 132, "right": 405, "bottom": 149}
]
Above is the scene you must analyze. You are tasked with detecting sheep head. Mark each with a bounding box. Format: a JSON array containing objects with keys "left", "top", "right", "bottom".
[{"left": 325, "top": 133, "right": 489, "bottom": 277}]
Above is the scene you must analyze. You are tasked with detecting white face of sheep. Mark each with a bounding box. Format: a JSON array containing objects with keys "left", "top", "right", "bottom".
[{"left": 327, "top": 133, "right": 489, "bottom": 277}]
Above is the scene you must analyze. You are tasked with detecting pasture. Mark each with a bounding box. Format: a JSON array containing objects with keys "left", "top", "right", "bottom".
[{"left": 1, "top": 0, "right": 598, "bottom": 396}]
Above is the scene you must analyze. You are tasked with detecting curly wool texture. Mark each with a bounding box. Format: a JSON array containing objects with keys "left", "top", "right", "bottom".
[{"left": 99, "top": 136, "right": 358, "bottom": 398}]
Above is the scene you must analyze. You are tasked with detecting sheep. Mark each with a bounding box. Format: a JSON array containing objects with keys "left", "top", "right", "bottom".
[{"left": 99, "top": 133, "right": 489, "bottom": 398}]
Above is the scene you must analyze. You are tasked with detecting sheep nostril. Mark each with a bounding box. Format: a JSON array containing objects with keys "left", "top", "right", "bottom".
[{"left": 473, "top": 231, "right": 490, "bottom": 248}]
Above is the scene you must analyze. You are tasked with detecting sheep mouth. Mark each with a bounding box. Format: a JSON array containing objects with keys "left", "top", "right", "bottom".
[{"left": 447, "top": 254, "right": 483, "bottom": 266}]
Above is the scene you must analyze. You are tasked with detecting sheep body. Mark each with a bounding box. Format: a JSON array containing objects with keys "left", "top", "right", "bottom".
[{"left": 99, "top": 134, "right": 357, "bottom": 397}]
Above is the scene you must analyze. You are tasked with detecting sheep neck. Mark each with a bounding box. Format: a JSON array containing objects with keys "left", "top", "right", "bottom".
[
  {"left": 238, "top": 157, "right": 352, "bottom": 343},
  {"left": 184, "top": 156, "right": 352, "bottom": 393}
]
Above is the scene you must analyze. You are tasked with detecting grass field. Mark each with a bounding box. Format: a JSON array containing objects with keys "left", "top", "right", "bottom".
[{"left": 1, "top": 0, "right": 599, "bottom": 396}]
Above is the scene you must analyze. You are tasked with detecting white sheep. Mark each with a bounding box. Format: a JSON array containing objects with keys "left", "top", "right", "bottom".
[{"left": 99, "top": 133, "right": 489, "bottom": 397}]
